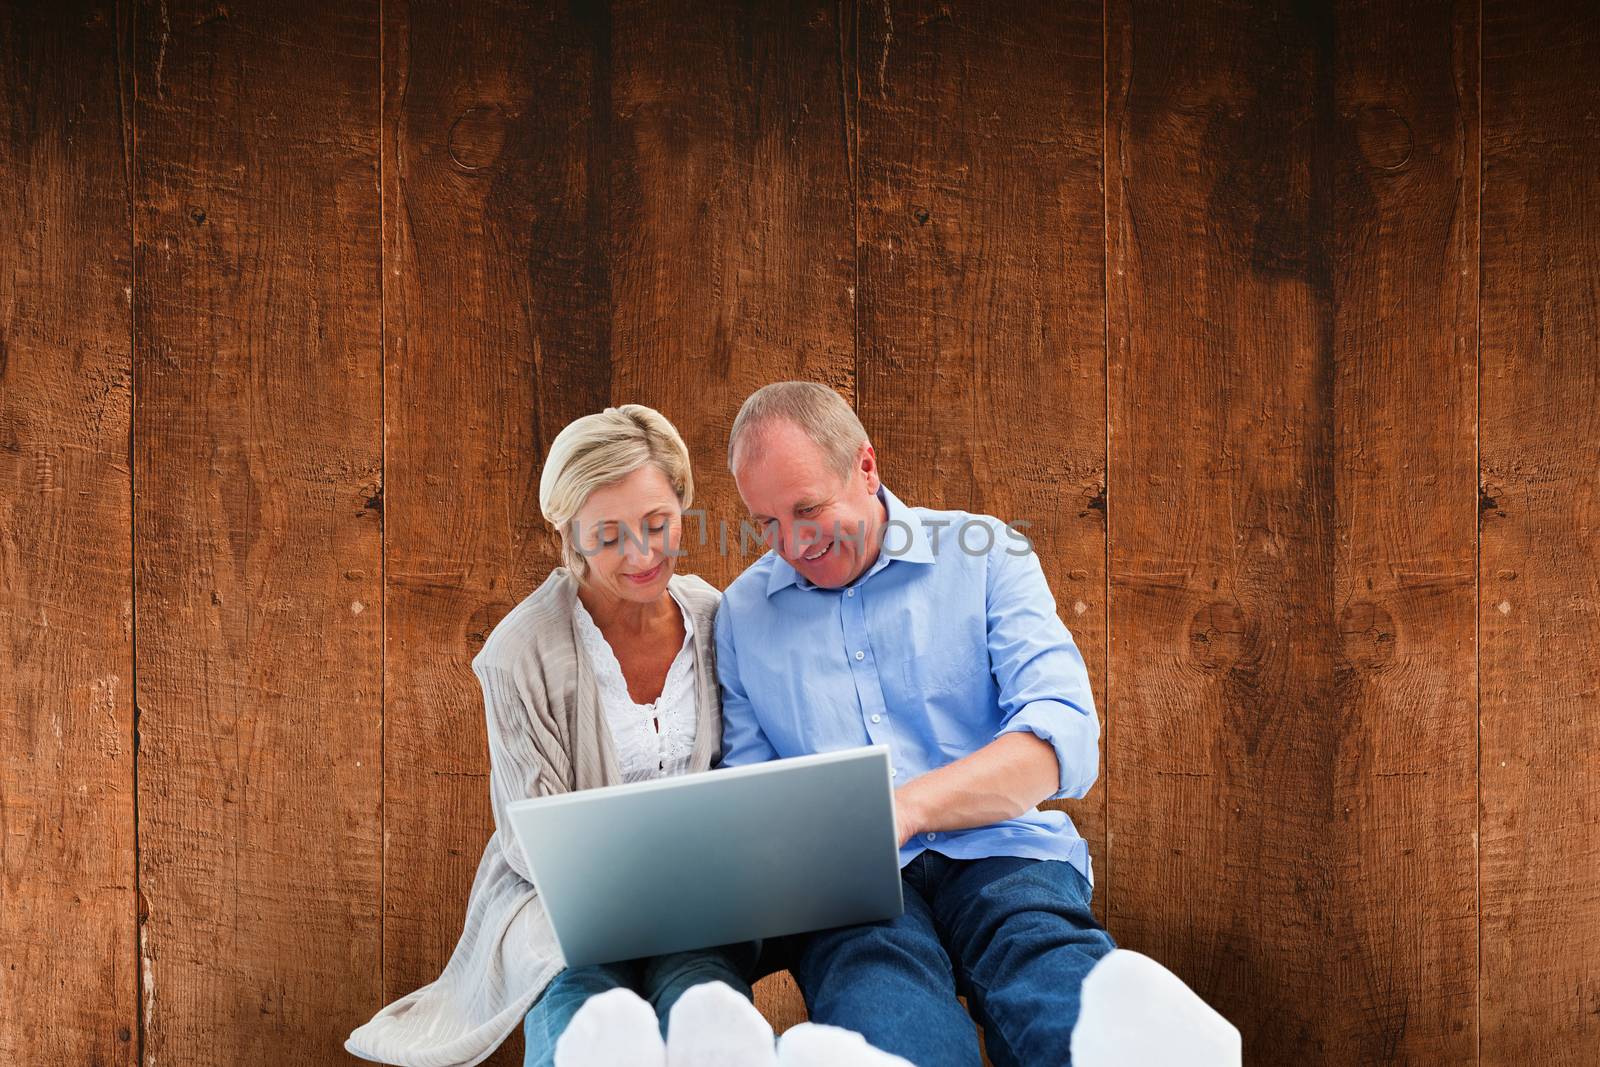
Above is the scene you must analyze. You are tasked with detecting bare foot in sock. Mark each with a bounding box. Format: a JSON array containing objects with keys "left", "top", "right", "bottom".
[
  {"left": 777, "top": 1022, "right": 917, "bottom": 1067},
  {"left": 1069, "top": 949, "right": 1242, "bottom": 1067},
  {"left": 553, "top": 987, "right": 666, "bottom": 1067},
  {"left": 665, "top": 980, "right": 777, "bottom": 1067}
]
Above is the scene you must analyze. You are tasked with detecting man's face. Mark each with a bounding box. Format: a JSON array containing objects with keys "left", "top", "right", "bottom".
[{"left": 732, "top": 419, "right": 885, "bottom": 589}]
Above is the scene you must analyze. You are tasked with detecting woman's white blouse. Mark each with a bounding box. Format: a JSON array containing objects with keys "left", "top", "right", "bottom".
[{"left": 571, "top": 583, "right": 699, "bottom": 782}]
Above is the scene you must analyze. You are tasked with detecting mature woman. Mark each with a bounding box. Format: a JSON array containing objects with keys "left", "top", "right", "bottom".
[{"left": 345, "top": 404, "right": 759, "bottom": 1067}]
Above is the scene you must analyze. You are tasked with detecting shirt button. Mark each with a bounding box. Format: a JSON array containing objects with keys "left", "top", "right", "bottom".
[
  {"left": 870, "top": 714, "right": 881, "bottom": 723},
  {"left": 846, "top": 588, "right": 856, "bottom": 597},
  {"left": 854, "top": 650, "right": 864, "bottom": 661},
  {"left": 924, "top": 832, "right": 937, "bottom": 842},
  {"left": 891, "top": 769, "right": 898, "bottom": 778}
]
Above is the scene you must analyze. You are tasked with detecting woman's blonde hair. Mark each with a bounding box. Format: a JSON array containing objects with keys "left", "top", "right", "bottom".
[{"left": 538, "top": 404, "right": 694, "bottom": 580}]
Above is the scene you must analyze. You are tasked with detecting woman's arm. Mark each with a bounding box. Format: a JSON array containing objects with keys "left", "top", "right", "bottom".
[{"left": 473, "top": 659, "right": 548, "bottom": 883}]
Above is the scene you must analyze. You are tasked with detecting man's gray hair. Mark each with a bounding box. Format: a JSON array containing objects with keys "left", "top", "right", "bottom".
[{"left": 727, "top": 381, "right": 870, "bottom": 481}]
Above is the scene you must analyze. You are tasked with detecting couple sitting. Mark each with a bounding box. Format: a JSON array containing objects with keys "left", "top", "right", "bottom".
[{"left": 349, "top": 381, "right": 1117, "bottom": 1067}]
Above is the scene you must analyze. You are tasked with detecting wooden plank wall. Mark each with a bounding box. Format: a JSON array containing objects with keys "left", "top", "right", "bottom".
[
  {"left": 854, "top": 0, "right": 1109, "bottom": 925},
  {"left": 131, "top": 2, "right": 386, "bottom": 1064},
  {"left": 1, "top": 1, "right": 1596, "bottom": 1065},
  {"left": 1479, "top": 0, "right": 1600, "bottom": 1061},
  {"left": 0, "top": 3, "right": 138, "bottom": 1065},
  {"left": 1106, "top": 1, "right": 1480, "bottom": 1061},
  {"left": 379, "top": 11, "right": 610, "bottom": 1067}
]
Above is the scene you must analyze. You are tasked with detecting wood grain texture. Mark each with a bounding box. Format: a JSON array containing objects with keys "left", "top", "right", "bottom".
[
  {"left": 379, "top": 2, "right": 612, "bottom": 1062},
  {"left": 853, "top": 0, "right": 1109, "bottom": 922},
  {"left": 607, "top": 0, "right": 858, "bottom": 591},
  {"left": 0, "top": 3, "right": 137, "bottom": 1064},
  {"left": 1108, "top": 0, "right": 1338, "bottom": 1049},
  {"left": 1107, "top": 0, "right": 1478, "bottom": 1061},
  {"left": 132, "top": 0, "right": 384, "bottom": 1061},
  {"left": 4, "top": 2, "right": 1600, "bottom": 1062},
  {"left": 1330, "top": 3, "right": 1479, "bottom": 1061},
  {"left": 1480, "top": 1, "right": 1600, "bottom": 1062},
  {"left": 604, "top": 2, "right": 858, "bottom": 1025}
]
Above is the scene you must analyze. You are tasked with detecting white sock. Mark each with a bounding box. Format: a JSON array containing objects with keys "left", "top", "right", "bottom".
[
  {"left": 776, "top": 1022, "right": 917, "bottom": 1067},
  {"left": 1069, "top": 949, "right": 1242, "bottom": 1067},
  {"left": 553, "top": 986, "right": 666, "bottom": 1067},
  {"left": 665, "top": 980, "right": 778, "bottom": 1067}
]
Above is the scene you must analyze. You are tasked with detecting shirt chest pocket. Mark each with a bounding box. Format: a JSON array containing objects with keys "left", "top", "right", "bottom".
[{"left": 900, "top": 642, "right": 990, "bottom": 696}]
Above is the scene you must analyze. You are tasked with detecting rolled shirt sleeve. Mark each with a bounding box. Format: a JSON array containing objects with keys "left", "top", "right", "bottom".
[{"left": 984, "top": 526, "right": 1102, "bottom": 800}]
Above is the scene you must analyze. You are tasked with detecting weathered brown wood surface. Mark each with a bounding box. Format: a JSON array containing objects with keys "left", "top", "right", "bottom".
[
  {"left": 1479, "top": 1, "right": 1600, "bottom": 1063},
  {"left": 604, "top": 0, "right": 859, "bottom": 1032},
  {"left": 0, "top": 2, "right": 137, "bottom": 1064},
  {"left": 131, "top": 0, "right": 385, "bottom": 1063},
  {"left": 2, "top": 1, "right": 1597, "bottom": 1064},
  {"left": 1327, "top": 4, "right": 1479, "bottom": 1062},
  {"left": 854, "top": 0, "right": 1109, "bottom": 928},
  {"left": 1106, "top": 0, "right": 1480, "bottom": 1061},
  {"left": 380, "top": 1, "right": 611, "bottom": 1062}
]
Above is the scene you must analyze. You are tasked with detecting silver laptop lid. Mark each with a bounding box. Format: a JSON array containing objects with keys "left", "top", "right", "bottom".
[{"left": 507, "top": 745, "right": 904, "bottom": 967}]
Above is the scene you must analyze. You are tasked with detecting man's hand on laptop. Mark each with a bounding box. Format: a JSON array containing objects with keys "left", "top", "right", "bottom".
[
  {"left": 892, "top": 786, "right": 927, "bottom": 848},
  {"left": 891, "top": 732, "right": 1062, "bottom": 847}
]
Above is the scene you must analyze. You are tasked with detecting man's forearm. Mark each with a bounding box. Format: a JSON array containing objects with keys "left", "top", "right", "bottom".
[{"left": 893, "top": 731, "right": 1060, "bottom": 846}]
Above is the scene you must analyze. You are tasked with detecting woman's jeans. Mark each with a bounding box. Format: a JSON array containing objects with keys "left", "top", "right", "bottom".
[{"left": 522, "top": 940, "right": 760, "bottom": 1067}]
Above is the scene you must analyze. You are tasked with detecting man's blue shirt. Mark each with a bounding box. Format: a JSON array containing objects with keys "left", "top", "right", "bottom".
[{"left": 712, "top": 483, "right": 1101, "bottom": 884}]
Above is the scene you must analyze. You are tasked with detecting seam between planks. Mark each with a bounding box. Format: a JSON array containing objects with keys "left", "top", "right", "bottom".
[
  {"left": 1473, "top": 0, "right": 1484, "bottom": 1062},
  {"left": 377, "top": 0, "right": 388, "bottom": 1009},
  {"left": 1099, "top": 0, "right": 1113, "bottom": 932},
  {"left": 124, "top": 0, "right": 145, "bottom": 1061}
]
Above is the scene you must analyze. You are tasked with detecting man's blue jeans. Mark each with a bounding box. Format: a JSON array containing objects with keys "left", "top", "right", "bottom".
[
  {"left": 521, "top": 941, "right": 759, "bottom": 1067},
  {"left": 786, "top": 851, "right": 1115, "bottom": 1067}
]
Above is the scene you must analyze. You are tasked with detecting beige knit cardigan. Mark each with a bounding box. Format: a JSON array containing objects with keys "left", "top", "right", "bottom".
[{"left": 345, "top": 565, "right": 726, "bottom": 1066}]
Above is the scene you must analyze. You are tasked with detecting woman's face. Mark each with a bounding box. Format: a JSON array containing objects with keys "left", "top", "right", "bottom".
[{"left": 569, "top": 463, "right": 684, "bottom": 604}]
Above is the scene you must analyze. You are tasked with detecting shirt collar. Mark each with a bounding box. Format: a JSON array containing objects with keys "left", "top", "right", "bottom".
[{"left": 764, "top": 483, "right": 935, "bottom": 597}]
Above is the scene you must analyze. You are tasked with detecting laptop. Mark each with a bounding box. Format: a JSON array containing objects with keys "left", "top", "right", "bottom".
[{"left": 506, "top": 745, "right": 904, "bottom": 967}]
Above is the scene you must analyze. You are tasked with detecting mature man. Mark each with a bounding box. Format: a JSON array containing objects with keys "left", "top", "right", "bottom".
[{"left": 713, "top": 381, "right": 1115, "bottom": 1067}]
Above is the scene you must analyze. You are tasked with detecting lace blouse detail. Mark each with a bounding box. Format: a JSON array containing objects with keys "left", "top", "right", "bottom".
[{"left": 571, "top": 583, "right": 699, "bottom": 783}]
